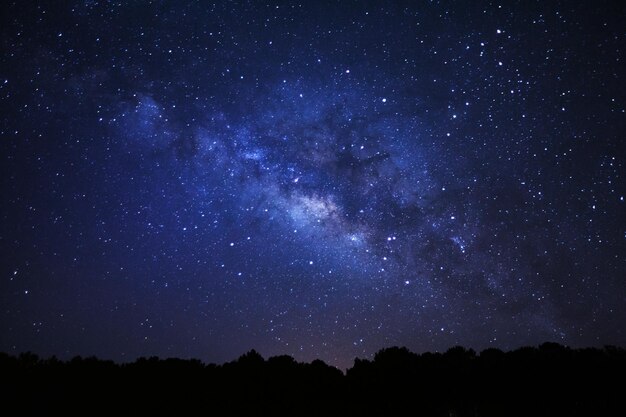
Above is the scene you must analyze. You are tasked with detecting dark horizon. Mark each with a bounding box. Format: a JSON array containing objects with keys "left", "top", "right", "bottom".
[
  {"left": 3, "top": 343, "right": 625, "bottom": 416},
  {"left": 5, "top": 340, "right": 626, "bottom": 370},
  {"left": 5, "top": 340, "right": 626, "bottom": 372},
  {"left": 1, "top": 1, "right": 625, "bottom": 370}
]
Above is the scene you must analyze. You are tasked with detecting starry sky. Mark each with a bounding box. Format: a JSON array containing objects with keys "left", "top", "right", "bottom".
[{"left": 1, "top": 1, "right": 625, "bottom": 369}]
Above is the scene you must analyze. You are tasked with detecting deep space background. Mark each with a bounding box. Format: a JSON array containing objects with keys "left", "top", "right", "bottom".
[{"left": 1, "top": 1, "right": 625, "bottom": 369}]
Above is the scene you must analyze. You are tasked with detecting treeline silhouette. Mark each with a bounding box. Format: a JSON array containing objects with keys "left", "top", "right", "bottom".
[{"left": 2, "top": 343, "right": 625, "bottom": 416}]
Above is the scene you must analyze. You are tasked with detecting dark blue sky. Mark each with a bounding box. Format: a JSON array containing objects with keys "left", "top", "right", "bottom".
[{"left": 1, "top": 0, "right": 625, "bottom": 369}]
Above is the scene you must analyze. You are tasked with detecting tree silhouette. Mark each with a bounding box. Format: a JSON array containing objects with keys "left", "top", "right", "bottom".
[{"left": 1, "top": 344, "right": 625, "bottom": 416}]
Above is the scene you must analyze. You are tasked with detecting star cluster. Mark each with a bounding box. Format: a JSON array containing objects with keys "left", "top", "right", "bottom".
[{"left": 1, "top": 1, "right": 624, "bottom": 369}]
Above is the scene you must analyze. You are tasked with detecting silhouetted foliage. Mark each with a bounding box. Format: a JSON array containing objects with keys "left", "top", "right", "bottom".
[{"left": 1, "top": 344, "right": 625, "bottom": 416}]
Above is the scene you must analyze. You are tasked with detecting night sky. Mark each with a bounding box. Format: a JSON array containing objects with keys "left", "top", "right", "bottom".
[{"left": 1, "top": 1, "right": 625, "bottom": 370}]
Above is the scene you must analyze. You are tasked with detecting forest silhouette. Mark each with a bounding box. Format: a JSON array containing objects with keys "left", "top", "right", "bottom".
[{"left": 2, "top": 343, "right": 624, "bottom": 416}]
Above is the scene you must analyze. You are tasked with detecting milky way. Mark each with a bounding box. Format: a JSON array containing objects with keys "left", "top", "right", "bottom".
[{"left": 1, "top": 1, "right": 625, "bottom": 369}]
